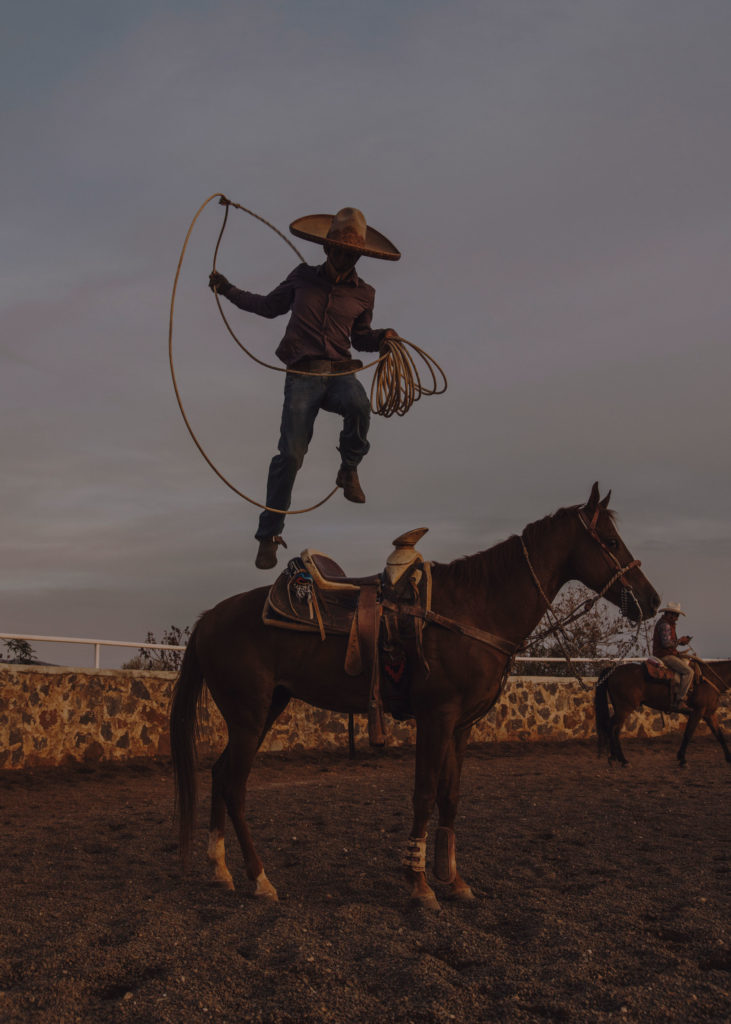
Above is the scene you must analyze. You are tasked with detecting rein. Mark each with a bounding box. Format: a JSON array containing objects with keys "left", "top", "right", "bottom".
[
  {"left": 519, "top": 508, "right": 644, "bottom": 683},
  {"left": 385, "top": 506, "right": 645, "bottom": 671},
  {"left": 686, "top": 650, "right": 728, "bottom": 695},
  {"left": 381, "top": 599, "right": 518, "bottom": 657}
]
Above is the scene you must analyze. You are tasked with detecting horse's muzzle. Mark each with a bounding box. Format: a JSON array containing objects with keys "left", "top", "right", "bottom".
[{"left": 620, "top": 584, "right": 659, "bottom": 622}]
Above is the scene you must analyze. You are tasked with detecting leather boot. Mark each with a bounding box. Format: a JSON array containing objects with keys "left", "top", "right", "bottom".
[
  {"left": 255, "top": 536, "right": 287, "bottom": 570},
  {"left": 336, "top": 465, "right": 366, "bottom": 503},
  {"left": 672, "top": 686, "right": 691, "bottom": 712}
]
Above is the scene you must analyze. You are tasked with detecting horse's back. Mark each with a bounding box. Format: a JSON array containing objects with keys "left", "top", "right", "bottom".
[{"left": 197, "top": 586, "right": 269, "bottom": 639}]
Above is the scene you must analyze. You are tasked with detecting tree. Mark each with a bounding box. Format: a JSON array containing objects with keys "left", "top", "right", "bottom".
[
  {"left": 518, "top": 583, "right": 649, "bottom": 676},
  {"left": 0, "top": 638, "right": 38, "bottom": 664},
  {"left": 121, "top": 625, "right": 190, "bottom": 672}
]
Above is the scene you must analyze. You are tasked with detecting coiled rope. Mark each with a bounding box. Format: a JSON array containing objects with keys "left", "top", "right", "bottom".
[{"left": 169, "top": 193, "right": 447, "bottom": 513}]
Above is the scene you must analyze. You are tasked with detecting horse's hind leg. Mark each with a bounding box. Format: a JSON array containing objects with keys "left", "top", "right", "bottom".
[
  {"left": 609, "top": 709, "right": 631, "bottom": 766},
  {"left": 256, "top": 685, "right": 291, "bottom": 751},
  {"left": 208, "top": 745, "right": 235, "bottom": 889},
  {"left": 703, "top": 711, "right": 731, "bottom": 764},
  {"left": 206, "top": 687, "right": 291, "bottom": 893},
  {"left": 435, "top": 725, "right": 475, "bottom": 902}
]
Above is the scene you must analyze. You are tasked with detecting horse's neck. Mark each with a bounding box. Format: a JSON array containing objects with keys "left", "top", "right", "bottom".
[
  {"left": 501, "top": 524, "right": 575, "bottom": 643},
  {"left": 703, "top": 660, "right": 731, "bottom": 691},
  {"left": 435, "top": 515, "right": 575, "bottom": 646}
]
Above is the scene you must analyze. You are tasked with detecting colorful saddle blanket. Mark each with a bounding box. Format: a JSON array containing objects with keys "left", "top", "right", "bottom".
[{"left": 643, "top": 657, "right": 675, "bottom": 682}]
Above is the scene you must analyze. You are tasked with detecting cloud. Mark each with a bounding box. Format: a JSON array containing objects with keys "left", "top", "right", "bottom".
[{"left": 2, "top": 0, "right": 731, "bottom": 657}]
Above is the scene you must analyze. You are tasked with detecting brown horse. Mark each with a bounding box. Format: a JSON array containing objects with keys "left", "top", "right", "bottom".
[
  {"left": 170, "top": 483, "right": 659, "bottom": 908},
  {"left": 595, "top": 659, "right": 731, "bottom": 768}
]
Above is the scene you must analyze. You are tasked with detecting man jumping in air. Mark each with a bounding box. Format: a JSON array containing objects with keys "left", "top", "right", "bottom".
[{"left": 209, "top": 206, "right": 401, "bottom": 569}]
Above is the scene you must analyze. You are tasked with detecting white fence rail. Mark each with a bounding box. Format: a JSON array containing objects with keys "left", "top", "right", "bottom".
[
  {"left": 4, "top": 631, "right": 723, "bottom": 674},
  {"left": 0, "top": 632, "right": 186, "bottom": 670},
  {"left": 0, "top": 630, "right": 655, "bottom": 671}
]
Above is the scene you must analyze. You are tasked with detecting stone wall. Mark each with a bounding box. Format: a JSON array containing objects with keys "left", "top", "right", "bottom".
[{"left": 1, "top": 665, "right": 727, "bottom": 769}]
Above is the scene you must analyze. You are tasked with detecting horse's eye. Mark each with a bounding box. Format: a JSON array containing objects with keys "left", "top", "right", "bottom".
[{"left": 605, "top": 538, "right": 619, "bottom": 550}]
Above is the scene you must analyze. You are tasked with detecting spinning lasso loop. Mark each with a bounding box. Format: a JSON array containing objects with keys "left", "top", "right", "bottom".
[
  {"left": 210, "top": 195, "right": 447, "bottom": 412},
  {"left": 169, "top": 193, "right": 448, "bottom": 513}
]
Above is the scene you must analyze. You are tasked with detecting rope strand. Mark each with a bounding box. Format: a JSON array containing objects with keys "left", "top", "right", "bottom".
[
  {"left": 169, "top": 193, "right": 447, "bottom": 511},
  {"left": 169, "top": 194, "right": 336, "bottom": 513},
  {"left": 519, "top": 529, "right": 646, "bottom": 685}
]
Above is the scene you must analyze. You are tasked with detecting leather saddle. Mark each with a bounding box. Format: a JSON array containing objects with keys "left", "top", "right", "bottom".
[
  {"left": 262, "top": 528, "right": 431, "bottom": 746},
  {"left": 643, "top": 657, "right": 702, "bottom": 709},
  {"left": 643, "top": 657, "right": 675, "bottom": 682},
  {"left": 644, "top": 656, "right": 700, "bottom": 686}
]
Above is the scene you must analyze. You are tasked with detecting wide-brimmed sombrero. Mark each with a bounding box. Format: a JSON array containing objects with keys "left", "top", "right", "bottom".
[{"left": 289, "top": 207, "right": 401, "bottom": 261}]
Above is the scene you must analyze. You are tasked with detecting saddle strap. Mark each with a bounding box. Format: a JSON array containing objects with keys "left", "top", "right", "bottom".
[
  {"left": 344, "top": 611, "right": 362, "bottom": 675},
  {"left": 357, "top": 583, "right": 386, "bottom": 746},
  {"left": 311, "top": 589, "right": 326, "bottom": 642},
  {"left": 382, "top": 601, "right": 517, "bottom": 657}
]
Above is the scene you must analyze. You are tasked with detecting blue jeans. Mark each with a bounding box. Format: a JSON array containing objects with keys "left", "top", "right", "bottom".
[{"left": 256, "top": 372, "right": 371, "bottom": 539}]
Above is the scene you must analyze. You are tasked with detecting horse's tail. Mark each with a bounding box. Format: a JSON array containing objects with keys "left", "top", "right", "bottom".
[
  {"left": 170, "top": 623, "right": 205, "bottom": 866},
  {"left": 594, "top": 668, "right": 613, "bottom": 755}
]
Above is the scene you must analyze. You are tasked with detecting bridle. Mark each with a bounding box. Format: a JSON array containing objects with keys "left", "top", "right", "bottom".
[
  {"left": 576, "top": 505, "right": 643, "bottom": 619},
  {"left": 520, "top": 505, "right": 645, "bottom": 669}
]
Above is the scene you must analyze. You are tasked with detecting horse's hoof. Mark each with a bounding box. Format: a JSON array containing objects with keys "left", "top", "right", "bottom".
[
  {"left": 449, "top": 885, "right": 476, "bottom": 902},
  {"left": 678, "top": 761, "right": 688, "bottom": 770},
  {"left": 411, "top": 892, "right": 441, "bottom": 912},
  {"left": 253, "top": 870, "right": 278, "bottom": 900},
  {"left": 211, "top": 876, "right": 235, "bottom": 891}
]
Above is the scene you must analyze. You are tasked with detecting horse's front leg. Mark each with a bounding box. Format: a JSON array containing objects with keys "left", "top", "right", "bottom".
[
  {"left": 434, "top": 724, "right": 475, "bottom": 901},
  {"left": 676, "top": 707, "right": 703, "bottom": 768},
  {"left": 404, "top": 711, "right": 457, "bottom": 910}
]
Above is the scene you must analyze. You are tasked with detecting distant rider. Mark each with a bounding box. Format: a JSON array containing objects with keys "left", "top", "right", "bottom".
[
  {"left": 652, "top": 602, "right": 693, "bottom": 709},
  {"left": 209, "top": 206, "right": 401, "bottom": 570}
]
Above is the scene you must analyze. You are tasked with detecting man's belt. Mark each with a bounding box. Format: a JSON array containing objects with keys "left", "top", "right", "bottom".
[{"left": 288, "top": 357, "right": 364, "bottom": 374}]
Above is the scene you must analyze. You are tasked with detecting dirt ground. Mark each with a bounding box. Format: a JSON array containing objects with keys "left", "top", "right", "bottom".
[{"left": 0, "top": 734, "right": 729, "bottom": 1024}]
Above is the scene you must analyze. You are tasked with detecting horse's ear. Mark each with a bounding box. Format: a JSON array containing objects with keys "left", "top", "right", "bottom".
[
  {"left": 585, "top": 482, "right": 600, "bottom": 511},
  {"left": 600, "top": 489, "right": 612, "bottom": 509}
]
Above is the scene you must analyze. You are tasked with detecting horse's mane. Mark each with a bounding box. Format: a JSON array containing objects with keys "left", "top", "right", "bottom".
[
  {"left": 430, "top": 503, "right": 616, "bottom": 590},
  {"left": 700, "top": 659, "right": 731, "bottom": 691}
]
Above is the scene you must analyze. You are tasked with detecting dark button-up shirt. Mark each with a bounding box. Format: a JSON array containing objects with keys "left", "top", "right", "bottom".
[
  {"left": 221, "top": 263, "right": 388, "bottom": 367},
  {"left": 652, "top": 616, "right": 678, "bottom": 658}
]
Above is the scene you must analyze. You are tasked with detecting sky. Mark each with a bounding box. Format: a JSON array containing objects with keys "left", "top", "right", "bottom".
[{"left": 2, "top": 0, "right": 730, "bottom": 666}]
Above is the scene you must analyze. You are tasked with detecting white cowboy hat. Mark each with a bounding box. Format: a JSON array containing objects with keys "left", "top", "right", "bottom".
[
  {"left": 659, "top": 601, "right": 685, "bottom": 616},
  {"left": 289, "top": 207, "right": 401, "bottom": 261}
]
